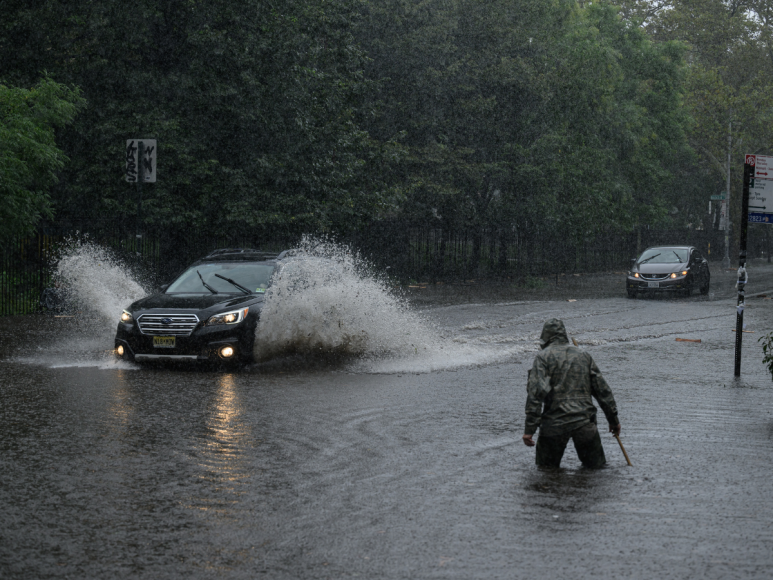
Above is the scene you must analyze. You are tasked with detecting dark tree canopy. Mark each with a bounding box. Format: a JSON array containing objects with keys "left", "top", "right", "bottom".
[{"left": 1, "top": 0, "right": 752, "bottom": 242}]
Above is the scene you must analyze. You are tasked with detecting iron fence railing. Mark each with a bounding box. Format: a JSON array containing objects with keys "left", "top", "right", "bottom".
[{"left": 0, "top": 219, "right": 752, "bottom": 316}]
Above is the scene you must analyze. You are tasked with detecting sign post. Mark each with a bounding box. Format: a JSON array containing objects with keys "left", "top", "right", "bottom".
[
  {"left": 734, "top": 157, "right": 754, "bottom": 376},
  {"left": 734, "top": 155, "right": 773, "bottom": 375},
  {"left": 125, "top": 140, "right": 156, "bottom": 244}
]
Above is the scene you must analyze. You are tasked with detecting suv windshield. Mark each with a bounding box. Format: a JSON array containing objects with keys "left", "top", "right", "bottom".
[
  {"left": 638, "top": 248, "right": 688, "bottom": 264},
  {"left": 166, "top": 262, "right": 275, "bottom": 294}
]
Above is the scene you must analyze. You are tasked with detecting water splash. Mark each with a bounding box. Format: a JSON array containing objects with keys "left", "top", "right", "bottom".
[
  {"left": 53, "top": 238, "right": 149, "bottom": 327},
  {"left": 254, "top": 237, "right": 529, "bottom": 372}
]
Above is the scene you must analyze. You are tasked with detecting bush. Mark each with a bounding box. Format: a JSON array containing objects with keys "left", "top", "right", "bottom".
[{"left": 759, "top": 332, "right": 773, "bottom": 380}]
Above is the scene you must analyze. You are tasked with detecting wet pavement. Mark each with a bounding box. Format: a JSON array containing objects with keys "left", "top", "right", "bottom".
[{"left": 2, "top": 262, "right": 773, "bottom": 579}]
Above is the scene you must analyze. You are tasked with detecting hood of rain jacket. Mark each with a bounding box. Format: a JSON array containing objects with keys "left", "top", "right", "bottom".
[{"left": 540, "top": 318, "right": 569, "bottom": 349}]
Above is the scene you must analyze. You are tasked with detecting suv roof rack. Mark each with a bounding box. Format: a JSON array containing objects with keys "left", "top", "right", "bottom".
[{"left": 203, "top": 248, "right": 280, "bottom": 260}]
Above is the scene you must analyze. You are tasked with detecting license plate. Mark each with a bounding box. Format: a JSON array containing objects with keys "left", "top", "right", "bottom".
[
  {"left": 153, "top": 336, "right": 176, "bottom": 348},
  {"left": 648, "top": 281, "right": 659, "bottom": 288}
]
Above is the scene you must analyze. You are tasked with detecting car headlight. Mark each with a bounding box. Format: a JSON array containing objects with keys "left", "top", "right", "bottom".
[
  {"left": 120, "top": 310, "right": 133, "bottom": 323},
  {"left": 681, "top": 270, "right": 688, "bottom": 276},
  {"left": 207, "top": 307, "right": 248, "bottom": 325},
  {"left": 670, "top": 272, "right": 677, "bottom": 278},
  {"left": 633, "top": 272, "right": 639, "bottom": 278}
]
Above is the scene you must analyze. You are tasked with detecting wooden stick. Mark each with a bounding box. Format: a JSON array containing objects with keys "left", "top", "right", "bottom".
[{"left": 615, "top": 434, "right": 632, "bottom": 466}]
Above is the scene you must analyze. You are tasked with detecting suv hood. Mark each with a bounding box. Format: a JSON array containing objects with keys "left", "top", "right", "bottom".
[{"left": 130, "top": 293, "right": 264, "bottom": 311}]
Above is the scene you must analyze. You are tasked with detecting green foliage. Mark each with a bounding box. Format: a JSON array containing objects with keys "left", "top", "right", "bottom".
[
  {"left": 759, "top": 332, "right": 773, "bottom": 381},
  {"left": 622, "top": 0, "right": 773, "bottom": 233},
  {"left": 0, "top": 0, "right": 716, "bottom": 244},
  {"left": 0, "top": 0, "right": 387, "bottom": 235},
  {"left": 0, "top": 78, "right": 84, "bottom": 243},
  {"left": 356, "top": 0, "right": 696, "bottom": 239}
]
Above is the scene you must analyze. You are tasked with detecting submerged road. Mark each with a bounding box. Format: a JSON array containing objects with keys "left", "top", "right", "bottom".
[{"left": 2, "top": 263, "right": 773, "bottom": 579}]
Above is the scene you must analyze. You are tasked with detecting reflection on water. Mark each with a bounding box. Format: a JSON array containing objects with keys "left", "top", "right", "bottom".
[
  {"left": 107, "top": 368, "right": 134, "bottom": 433},
  {"left": 195, "top": 374, "right": 251, "bottom": 510}
]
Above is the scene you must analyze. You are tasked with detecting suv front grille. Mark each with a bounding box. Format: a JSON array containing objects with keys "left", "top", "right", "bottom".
[{"left": 138, "top": 314, "right": 200, "bottom": 336}]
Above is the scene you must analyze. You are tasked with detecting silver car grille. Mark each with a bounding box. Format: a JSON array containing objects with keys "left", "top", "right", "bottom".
[
  {"left": 137, "top": 313, "right": 200, "bottom": 336},
  {"left": 639, "top": 273, "right": 669, "bottom": 281}
]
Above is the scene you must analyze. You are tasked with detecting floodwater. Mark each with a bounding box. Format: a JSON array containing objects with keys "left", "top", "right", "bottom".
[{"left": 2, "top": 262, "right": 773, "bottom": 579}]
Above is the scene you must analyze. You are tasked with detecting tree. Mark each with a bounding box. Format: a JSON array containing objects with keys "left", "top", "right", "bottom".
[
  {"left": 0, "top": 0, "right": 386, "bottom": 237},
  {"left": 355, "top": 0, "right": 696, "bottom": 246},
  {"left": 622, "top": 0, "right": 773, "bottom": 240},
  {"left": 0, "top": 77, "right": 84, "bottom": 243}
]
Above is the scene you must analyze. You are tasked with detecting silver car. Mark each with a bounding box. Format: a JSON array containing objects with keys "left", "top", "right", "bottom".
[{"left": 626, "top": 246, "right": 710, "bottom": 298}]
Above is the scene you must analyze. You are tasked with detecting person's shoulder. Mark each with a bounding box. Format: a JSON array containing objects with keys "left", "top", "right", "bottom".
[{"left": 566, "top": 345, "right": 593, "bottom": 362}]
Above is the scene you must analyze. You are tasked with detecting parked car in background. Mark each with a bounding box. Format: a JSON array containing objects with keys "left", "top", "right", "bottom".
[
  {"left": 626, "top": 246, "right": 710, "bottom": 298},
  {"left": 115, "top": 248, "right": 290, "bottom": 364}
]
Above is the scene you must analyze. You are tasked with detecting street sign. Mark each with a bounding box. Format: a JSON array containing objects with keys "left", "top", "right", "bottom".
[
  {"left": 749, "top": 178, "right": 773, "bottom": 213},
  {"left": 125, "top": 139, "right": 157, "bottom": 182},
  {"left": 710, "top": 194, "right": 726, "bottom": 200},
  {"left": 748, "top": 213, "right": 773, "bottom": 224},
  {"left": 745, "top": 154, "right": 773, "bottom": 179}
]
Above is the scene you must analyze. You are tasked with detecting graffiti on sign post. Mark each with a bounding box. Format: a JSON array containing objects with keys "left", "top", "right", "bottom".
[
  {"left": 125, "top": 140, "right": 138, "bottom": 182},
  {"left": 141, "top": 144, "right": 154, "bottom": 179},
  {"left": 126, "top": 139, "right": 156, "bottom": 182}
]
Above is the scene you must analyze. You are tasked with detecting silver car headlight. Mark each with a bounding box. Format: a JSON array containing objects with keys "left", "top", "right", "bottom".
[
  {"left": 207, "top": 307, "right": 248, "bottom": 325},
  {"left": 120, "top": 310, "right": 133, "bottom": 323}
]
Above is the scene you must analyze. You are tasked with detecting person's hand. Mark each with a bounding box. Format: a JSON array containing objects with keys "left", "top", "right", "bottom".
[
  {"left": 609, "top": 423, "right": 621, "bottom": 437},
  {"left": 522, "top": 434, "right": 535, "bottom": 447}
]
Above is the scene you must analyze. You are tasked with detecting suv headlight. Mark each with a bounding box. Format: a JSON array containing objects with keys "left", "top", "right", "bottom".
[
  {"left": 120, "top": 310, "right": 133, "bottom": 323},
  {"left": 207, "top": 307, "right": 248, "bottom": 325}
]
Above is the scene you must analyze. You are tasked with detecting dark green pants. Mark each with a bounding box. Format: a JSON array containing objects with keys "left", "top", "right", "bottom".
[{"left": 535, "top": 422, "right": 606, "bottom": 468}]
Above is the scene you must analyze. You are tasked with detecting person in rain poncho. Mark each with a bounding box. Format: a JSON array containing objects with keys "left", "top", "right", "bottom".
[{"left": 522, "top": 318, "right": 621, "bottom": 468}]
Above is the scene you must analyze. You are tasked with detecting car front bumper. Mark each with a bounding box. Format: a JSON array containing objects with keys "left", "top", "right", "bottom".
[
  {"left": 627, "top": 276, "right": 690, "bottom": 292},
  {"left": 115, "top": 319, "right": 255, "bottom": 363}
]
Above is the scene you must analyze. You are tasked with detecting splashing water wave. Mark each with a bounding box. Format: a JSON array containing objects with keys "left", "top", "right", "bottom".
[
  {"left": 54, "top": 239, "right": 149, "bottom": 327},
  {"left": 12, "top": 240, "right": 150, "bottom": 369},
  {"left": 254, "top": 239, "right": 529, "bottom": 373}
]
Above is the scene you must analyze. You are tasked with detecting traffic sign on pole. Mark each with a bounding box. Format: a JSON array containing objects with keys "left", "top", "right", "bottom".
[
  {"left": 747, "top": 177, "right": 773, "bottom": 223},
  {"left": 735, "top": 156, "right": 755, "bottom": 377},
  {"left": 126, "top": 139, "right": 156, "bottom": 182}
]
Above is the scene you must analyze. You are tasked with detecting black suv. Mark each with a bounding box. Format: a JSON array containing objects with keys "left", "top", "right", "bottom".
[{"left": 115, "top": 249, "right": 288, "bottom": 364}]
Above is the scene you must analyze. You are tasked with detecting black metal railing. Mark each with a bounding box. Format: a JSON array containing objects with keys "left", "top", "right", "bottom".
[{"left": 0, "top": 219, "right": 740, "bottom": 316}]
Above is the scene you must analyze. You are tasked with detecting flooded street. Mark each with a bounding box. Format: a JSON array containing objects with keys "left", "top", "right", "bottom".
[{"left": 2, "top": 265, "right": 773, "bottom": 579}]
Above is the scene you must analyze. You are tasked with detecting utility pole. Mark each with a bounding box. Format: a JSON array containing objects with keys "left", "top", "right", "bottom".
[{"left": 136, "top": 140, "right": 145, "bottom": 249}]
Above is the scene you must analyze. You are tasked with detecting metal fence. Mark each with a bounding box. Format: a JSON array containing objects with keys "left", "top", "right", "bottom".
[
  {"left": 350, "top": 223, "right": 729, "bottom": 283},
  {"left": 0, "top": 219, "right": 750, "bottom": 316}
]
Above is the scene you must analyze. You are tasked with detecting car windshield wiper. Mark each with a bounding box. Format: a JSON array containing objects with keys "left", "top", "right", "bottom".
[
  {"left": 197, "top": 270, "right": 218, "bottom": 294},
  {"left": 638, "top": 253, "right": 660, "bottom": 264},
  {"left": 214, "top": 273, "right": 251, "bottom": 294},
  {"left": 673, "top": 251, "right": 684, "bottom": 262}
]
